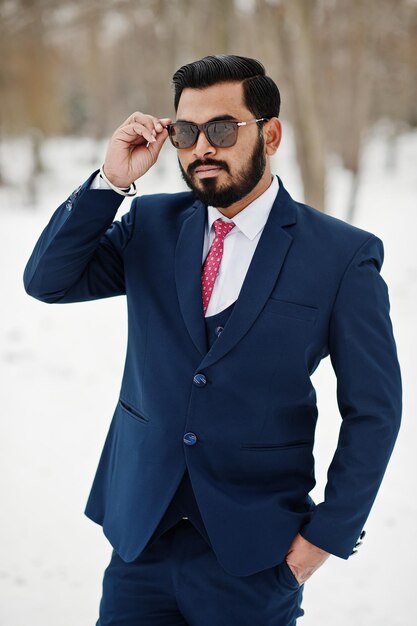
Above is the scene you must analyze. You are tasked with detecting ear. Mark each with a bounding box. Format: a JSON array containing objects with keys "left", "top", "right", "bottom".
[{"left": 263, "top": 118, "right": 282, "bottom": 156}]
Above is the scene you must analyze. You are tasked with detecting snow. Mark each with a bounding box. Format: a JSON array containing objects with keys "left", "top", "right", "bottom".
[{"left": 0, "top": 123, "right": 415, "bottom": 625}]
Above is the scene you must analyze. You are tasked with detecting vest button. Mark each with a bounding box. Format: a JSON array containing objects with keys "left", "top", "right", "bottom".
[
  {"left": 215, "top": 326, "right": 224, "bottom": 336},
  {"left": 193, "top": 373, "right": 207, "bottom": 386},
  {"left": 183, "top": 432, "right": 197, "bottom": 446}
]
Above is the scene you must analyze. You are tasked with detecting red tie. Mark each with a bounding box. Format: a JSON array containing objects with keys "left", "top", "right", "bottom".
[{"left": 201, "top": 218, "right": 235, "bottom": 315}]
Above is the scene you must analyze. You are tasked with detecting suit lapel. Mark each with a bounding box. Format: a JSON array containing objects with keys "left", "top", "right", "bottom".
[
  {"left": 175, "top": 177, "right": 298, "bottom": 366},
  {"left": 175, "top": 200, "right": 208, "bottom": 357}
]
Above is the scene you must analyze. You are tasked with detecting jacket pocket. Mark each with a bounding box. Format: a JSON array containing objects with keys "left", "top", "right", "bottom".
[
  {"left": 240, "top": 439, "right": 312, "bottom": 451},
  {"left": 118, "top": 399, "right": 149, "bottom": 424},
  {"left": 263, "top": 298, "right": 317, "bottom": 322}
]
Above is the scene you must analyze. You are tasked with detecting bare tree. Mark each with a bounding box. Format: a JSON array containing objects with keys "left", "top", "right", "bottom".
[{"left": 274, "top": 0, "right": 326, "bottom": 211}]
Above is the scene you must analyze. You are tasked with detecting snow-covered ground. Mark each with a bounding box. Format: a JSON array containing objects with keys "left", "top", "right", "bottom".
[{"left": 0, "top": 123, "right": 416, "bottom": 625}]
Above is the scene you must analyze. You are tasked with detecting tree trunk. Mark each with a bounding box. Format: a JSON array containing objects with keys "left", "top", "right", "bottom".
[{"left": 276, "top": 0, "right": 326, "bottom": 211}]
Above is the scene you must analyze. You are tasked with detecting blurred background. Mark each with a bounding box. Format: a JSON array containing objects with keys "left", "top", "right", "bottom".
[
  {"left": 1, "top": 0, "right": 416, "bottom": 213},
  {"left": 0, "top": 1, "right": 416, "bottom": 625}
]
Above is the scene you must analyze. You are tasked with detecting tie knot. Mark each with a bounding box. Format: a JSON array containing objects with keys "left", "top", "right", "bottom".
[{"left": 213, "top": 218, "right": 235, "bottom": 240}]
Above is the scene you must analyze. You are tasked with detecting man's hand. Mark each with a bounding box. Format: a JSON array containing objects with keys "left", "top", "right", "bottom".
[
  {"left": 285, "top": 533, "right": 330, "bottom": 585},
  {"left": 103, "top": 111, "right": 173, "bottom": 188}
]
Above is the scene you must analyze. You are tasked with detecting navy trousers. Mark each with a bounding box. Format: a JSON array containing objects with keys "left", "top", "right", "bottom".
[{"left": 96, "top": 518, "right": 305, "bottom": 626}]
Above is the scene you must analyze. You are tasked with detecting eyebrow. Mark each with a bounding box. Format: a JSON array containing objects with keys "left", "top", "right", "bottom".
[{"left": 175, "top": 114, "right": 238, "bottom": 124}]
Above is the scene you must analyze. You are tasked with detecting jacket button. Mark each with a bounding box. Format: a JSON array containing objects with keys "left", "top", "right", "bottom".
[
  {"left": 215, "top": 326, "right": 224, "bottom": 336},
  {"left": 183, "top": 432, "right": 197, "bottom": 446},
  {"left": 193, "top": 373, "right": 207, "bottom": 386},
  {"left": 66, "top": 201, "right": 72, "bottom": 211}
]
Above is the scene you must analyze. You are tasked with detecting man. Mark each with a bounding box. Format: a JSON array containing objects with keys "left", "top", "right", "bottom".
[{"left": 24, "top": 55, "right": 402, "bottom": 625}]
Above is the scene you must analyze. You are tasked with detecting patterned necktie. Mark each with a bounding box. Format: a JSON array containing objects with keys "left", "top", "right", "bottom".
[{"left": 201, "top": 218, "right": 236, "bottom": 315}]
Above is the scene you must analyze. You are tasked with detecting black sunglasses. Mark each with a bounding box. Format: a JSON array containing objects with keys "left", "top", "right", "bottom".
[{"left": 166, "top": 117, "right": 269, "bottom": 149}]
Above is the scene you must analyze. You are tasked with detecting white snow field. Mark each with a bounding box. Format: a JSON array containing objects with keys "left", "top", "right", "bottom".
[{"left": 0, "top": 124, "right": 415, "bottom": 625}]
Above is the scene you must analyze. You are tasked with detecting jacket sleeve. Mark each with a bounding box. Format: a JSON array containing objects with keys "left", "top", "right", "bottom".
[
  {"left": 23, "top": 171, "right": 136, "bottom": 303},
  {"left": 300, "top": 234, "right": 402, "bottom": 558}
]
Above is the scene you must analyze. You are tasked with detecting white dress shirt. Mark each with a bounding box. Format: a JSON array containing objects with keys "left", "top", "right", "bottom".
[
  {"left": 203, "top": 176, "right": 278, "bottom": 316},
  {"left": 91, "top": 173, "right": 279, "bottom": 317}
]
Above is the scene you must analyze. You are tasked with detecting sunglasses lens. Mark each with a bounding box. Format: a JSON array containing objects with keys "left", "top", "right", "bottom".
[
  {"left": 169, "top": 123, "right": 198, "bottom": 149},
  {"left": 168, "top": 121, "right": 239, "bottom": 148},
  {"left": 207, "top": 122, "right": 237, "bottom": 147}
]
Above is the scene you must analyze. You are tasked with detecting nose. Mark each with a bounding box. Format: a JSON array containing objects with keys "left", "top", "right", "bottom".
[{"left": 192, "top": 129, "right": 216, "bottom": 160}]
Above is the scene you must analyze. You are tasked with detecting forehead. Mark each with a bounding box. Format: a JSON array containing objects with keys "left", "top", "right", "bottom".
[{"left": 176, "top": 81, "right": 251, "bottom": 123}]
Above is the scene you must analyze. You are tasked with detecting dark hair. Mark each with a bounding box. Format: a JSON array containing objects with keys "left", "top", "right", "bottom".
[{"left": 172, "top": 54, "right": 280, "bottom": 118}]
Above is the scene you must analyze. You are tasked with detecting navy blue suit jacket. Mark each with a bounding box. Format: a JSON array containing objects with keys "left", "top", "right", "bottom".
[{"left": 23, "top": 172, "right": 402, "bottom": 576}]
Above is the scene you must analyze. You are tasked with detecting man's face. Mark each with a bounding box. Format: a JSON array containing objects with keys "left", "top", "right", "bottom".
[{"left": 175, "top": 82, "right": 267, "bottom": 208}]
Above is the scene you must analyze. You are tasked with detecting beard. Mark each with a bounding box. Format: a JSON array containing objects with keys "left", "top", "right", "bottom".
[{"left": 178, "top": 135, "right": 266, "bottom": 208}]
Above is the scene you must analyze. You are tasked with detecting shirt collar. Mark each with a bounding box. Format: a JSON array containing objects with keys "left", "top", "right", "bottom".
[{"left": 206, "top": 175, "right": 279, "bottom": 241}]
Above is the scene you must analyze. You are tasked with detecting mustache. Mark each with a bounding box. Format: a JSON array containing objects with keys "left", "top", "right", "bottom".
[{"left": 187, "top": 159, "right": 230, "bottom": 176}]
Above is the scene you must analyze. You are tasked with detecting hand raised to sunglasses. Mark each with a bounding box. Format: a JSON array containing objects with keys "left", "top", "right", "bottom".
[{"left": 102, "top": 111, "right": 172, "bottom": 189}]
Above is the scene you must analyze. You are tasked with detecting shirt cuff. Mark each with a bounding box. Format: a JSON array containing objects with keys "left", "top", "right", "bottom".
[{"left": 89, "top": 172, "right": 112, "bottom": 190}]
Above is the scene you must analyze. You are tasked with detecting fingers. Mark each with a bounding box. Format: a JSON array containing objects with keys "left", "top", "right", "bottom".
[
  {"left": 131, "top": 123, "right": 157, "bottom": 145},
  {"left": 119, "top": 112, "right": 172, "bottom": 139},
  {"left": 106, "top": 113, "right": 172, "bottom": 183},
  {"left": 158, "top": 117, "right": 173, "bottom": 128},
  {"left": 146, "top": 126, "right": 169, "bottom": 159}
]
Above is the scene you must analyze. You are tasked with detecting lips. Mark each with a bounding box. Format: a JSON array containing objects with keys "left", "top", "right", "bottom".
[{"left": 194, "top": 165, "right": 223, "bottom": 178}]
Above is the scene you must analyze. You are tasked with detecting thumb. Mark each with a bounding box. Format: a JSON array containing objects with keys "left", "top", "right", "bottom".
[{"left": 147, "top": 127, "right": 169, "bottom": 160}]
